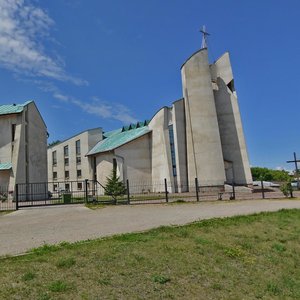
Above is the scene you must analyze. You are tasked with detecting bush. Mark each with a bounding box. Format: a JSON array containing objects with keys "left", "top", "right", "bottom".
[
  {"left": 104, "top": 169, "right": 126, "bottom": 200},
  {"left": 280, "top": 182, "right": 293, "bottom": 197}
]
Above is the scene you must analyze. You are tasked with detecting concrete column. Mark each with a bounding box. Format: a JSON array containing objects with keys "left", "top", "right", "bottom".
[
  {"left": 181, "top": 48, "right": 226, "bottom": 187},
  {"left": 211, "top": 52, "right": 252, "bottom": 185}
]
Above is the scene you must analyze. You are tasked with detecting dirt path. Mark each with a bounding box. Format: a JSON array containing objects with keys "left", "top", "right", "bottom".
[{"left": 1, "top": 199, "right": 300, "bottom": 257}]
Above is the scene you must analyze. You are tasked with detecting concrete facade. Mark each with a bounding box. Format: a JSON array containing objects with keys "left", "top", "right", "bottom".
[
  {"left": 210, "top": 52, "right": 252, "bottom": 185},
  {"left": 0, "top": 101, "right": 48, "bottom": 198},
  {"left": 48, "top": 46, "right": 252, "bottom": 193},
  {"left": 181, "top": 49, "right": 227, "bottom": 188},
  {"left": 85, "top": 47, "right": 252, "bottom": 191},
  {"left": 47, "top": 128, "right": 102, "bottom": 191}
]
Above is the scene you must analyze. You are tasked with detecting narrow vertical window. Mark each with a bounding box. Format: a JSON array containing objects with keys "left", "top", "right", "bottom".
[
  {"left": 64, "top": 145, "right": 69, "bottom": 157},
  {"left": 76, "top": 140, "right": 81, "bottom": 155},
  {"left": 11, "top": 124, "right": 16, "bottom": 141},
  {"left": 93, "top": 157, "right": 97, "bottom": 181},
  {"left": 52, "top": 151, "right": 57, "bottom": 166},
  {"left": 168, "top": 125, "right": 177, "bottom": 177},
  {"left": 64, "top": 157, "right": 69, "bottom": 166},
  {"left": 113, "top": 158, "right": 117, "bottom": 173}
]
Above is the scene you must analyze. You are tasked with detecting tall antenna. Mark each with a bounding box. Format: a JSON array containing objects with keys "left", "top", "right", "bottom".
[{"left": 200, "top": 25, "right": 210, "bottom": 49}]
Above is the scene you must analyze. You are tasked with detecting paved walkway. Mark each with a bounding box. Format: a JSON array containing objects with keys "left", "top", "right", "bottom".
[{"left": 1, "top": 199, "right": 300, "bottom": 256}]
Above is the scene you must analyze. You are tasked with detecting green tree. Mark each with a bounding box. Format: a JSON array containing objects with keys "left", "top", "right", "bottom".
[
  {"left": 48, "top": 140, "right": 61, "bottom": 147},
  {"left": 104, "top": 169, "right": 126, "bottom": 202},
  {"left": 251, "top": 167, "right": 290, "bottom": 182},
  {"left": 280, "top": 180, "right": 293, "bottom": 198}
]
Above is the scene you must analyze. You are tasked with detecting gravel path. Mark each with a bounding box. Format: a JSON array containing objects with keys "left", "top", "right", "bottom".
[{"left": 1, "top": 199, "right": 300, "bottom": 256}]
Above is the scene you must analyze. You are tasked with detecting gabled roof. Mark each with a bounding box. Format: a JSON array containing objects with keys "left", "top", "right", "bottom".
[
  {"left": 87, "top": 125, "right": 151, "bottom": 155},
  {"left": 0, "top": 101, "right": 33, "bottom": 116},
  {"left": 0, "top": 162, "right": 12, "bottom": 170}
]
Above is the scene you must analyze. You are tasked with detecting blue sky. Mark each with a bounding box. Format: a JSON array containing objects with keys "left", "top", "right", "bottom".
[{"left": 0, "top": 0, "right": 299, "bottom": 170}]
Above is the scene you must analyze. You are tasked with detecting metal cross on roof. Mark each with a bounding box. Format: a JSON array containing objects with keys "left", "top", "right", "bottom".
[{"left": 200, "top": 25, "right": 210, "bottom": 49}]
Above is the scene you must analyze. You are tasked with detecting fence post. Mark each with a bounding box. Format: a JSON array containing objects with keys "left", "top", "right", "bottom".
[
  {"left": 164, "top": 178, "right": 168, "bottom": 203},
  {"left": 84, "top": 179, "right": 88, "bottom": 203},
  {"left": 126, "top": 179, "right": 130, "bottom": 204},
  {"left": 195, "top": 178, "right": 199, "bottom": 202},
  {"left": 15, "top": 184, "right": 19, "bottom": 210},
  {"left": 231, "top": 182, "right": 236, "bottom": 200},
  {"left": 261, "top": 180, "right": 265, "bottom": 199}
]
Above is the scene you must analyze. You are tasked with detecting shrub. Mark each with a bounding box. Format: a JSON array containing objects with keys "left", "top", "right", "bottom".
[
  {"left": 280, "top": 182, "right": 293, "bottom": 198},
  {"left": 104, "top": 169, "right": 126, "bottom": 200}
]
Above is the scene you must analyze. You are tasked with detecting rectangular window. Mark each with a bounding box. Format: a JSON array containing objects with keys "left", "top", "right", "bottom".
[
  {"left": 65, "top": 183, "right": 70, "bottom": 191},
  {"left": 65, "top": 170, "right": 69, "bottom": 179},
  {"left": 76, "top": 156, "right": 81, "bottom": 165},
  {"left": 113, "top": 158, "right": 117, "bottom": 173},
  {"left": 25, "top": 145, "right": 28, "bottom": 163},
  {"left": 11, "top": 124, "right": 16, "bottom": 141},
  {"left": 168, "top": 125, "right": 177, "bottom": 177},
  {"left": 64, "top": 157, "right": 69, "bottom": 166},
  {"left": 77, "top": 182, "right": 82, "bottom": 190},
  {"left": 76, "top": 140, "right": 81, "bottom": 155},
  {"left": 64, "top": 145, "right": 69, "bottom": 157},
  {"left": 53, "top": 172, "right": 57, "bottom": 180},
  {"left": 53, "top": 184, "right": 57, "bottom": 191},
  {"left": 77, "top": 169, "right": 82, "bottom": 178},
  {"left": 52, "top": 151, "right": 57, "bottom": 166}
]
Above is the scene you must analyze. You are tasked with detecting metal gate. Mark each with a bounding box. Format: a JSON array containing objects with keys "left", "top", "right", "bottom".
[{"left": 15, "top": 180, "right": 128, "bottom": 209}]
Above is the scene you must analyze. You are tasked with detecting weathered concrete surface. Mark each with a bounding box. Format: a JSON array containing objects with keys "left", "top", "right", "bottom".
[
  {"left": 1, "top": 200, "right": 300, "bottom": 256},
  {"left": 181, "top": 48, "right": 226, "bottom": 186},
  {"left": 0, "top": 102, "right": 48, "bottom": 192},
  {"left": 211, "top": 52, "right": 252, "bottom": 185}
]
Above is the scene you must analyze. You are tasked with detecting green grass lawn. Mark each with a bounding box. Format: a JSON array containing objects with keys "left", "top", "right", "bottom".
[{"left": 1, "top": 209, "right": 300, "bottom": 299}]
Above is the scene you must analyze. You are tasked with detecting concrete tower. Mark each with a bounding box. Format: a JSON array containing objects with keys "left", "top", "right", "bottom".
[
  {"left": 210, "top": 52, "right": 252, "bottom": 185},
  {"left": 181, "top": 48, "right": 226, "bottom": 187}
]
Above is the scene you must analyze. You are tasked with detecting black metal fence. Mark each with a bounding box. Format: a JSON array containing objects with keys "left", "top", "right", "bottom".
[
  {"left": 0, "top": 185, "right": 15, "bottom": 211},
  {"left": 0, "top": 179, "right": 299, "bottom": 211}
]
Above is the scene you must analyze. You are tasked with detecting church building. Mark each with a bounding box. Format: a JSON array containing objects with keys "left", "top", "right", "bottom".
[{"left": 84, "top": 43, "right": 252, "bottom": 191}]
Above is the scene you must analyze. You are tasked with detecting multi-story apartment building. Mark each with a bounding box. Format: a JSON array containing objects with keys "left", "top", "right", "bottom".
[
  {"left": 47, "top": 128, "right": 102, "bottom": 192},
  {"left": 0, "top": 101, "right": 48, "bottom": 197}
]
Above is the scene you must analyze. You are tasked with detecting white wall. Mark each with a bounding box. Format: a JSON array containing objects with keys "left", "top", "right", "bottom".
[
  {"left": 149, "top": 107, "right": 174, "bottom": 187},
  {"left": 211, "top": 52, "right": 252, "bottom": 185},
  {"left": 115, "top": 133, "right": 152, "bottom": 184},
  {"left": 48, "top": 129, "right": 102, "bottom": 189},
  {"left": 26, "top": 102, "right": 48, "bottom": 183},
  {"left": 181, "top": 48, "right": 226, "bottom": 187}
]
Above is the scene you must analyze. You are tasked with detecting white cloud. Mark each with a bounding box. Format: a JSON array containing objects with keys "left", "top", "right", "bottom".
[
  {"left": 0, "top": 1, "right": 137, "bottom": 125},
  {"left": 53, "top": 92, "right": 137, "bottom": 124},
  {"left": 275, "top": 166, "right": 284, "bottom": 171},
  {"left": 0, "top": 0, "right": 86, "bottom": 85}
]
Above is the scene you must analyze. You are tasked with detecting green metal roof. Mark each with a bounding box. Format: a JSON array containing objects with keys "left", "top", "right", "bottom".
[
  {"left": 102, "top": 120, "right": 150, "bottom": 138},
  {"left": 0, "top": 101, "right": 32, "bottom": 116},
  {"left": 103, "top": 128, "right": 122, "bottom": 138},
  {"left": 88, "top": 126, "right": 151, "bottom": 155},
  {"left": 0, "top": 163, "right": 12, "bottom": 170}
]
